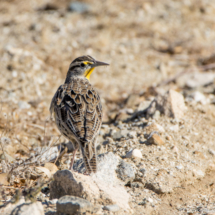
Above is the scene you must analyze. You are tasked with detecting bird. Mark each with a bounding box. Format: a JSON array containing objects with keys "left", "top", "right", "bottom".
[{"left": 50, "top": 55, "right": 109, "bottom": 174}]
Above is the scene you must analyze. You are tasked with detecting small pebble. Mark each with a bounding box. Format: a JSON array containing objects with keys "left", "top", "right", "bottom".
[
  {"left": 103, "top": 204, "right": 120, "bottom": 212},
  {"left": 68, "top": 2, "right": 90, "bottom": 13},
  {"left": 176, "top": 165, "right": 183, "bottom": 170},
  {"left": 208, "top": 149, "right": 215, "bottom": 156},
  {"left": 126, "top": 149, "right": 142, "bottom": 159},
  {"left": 148, "top": 133, "right": 164, "bottom": 145},
  {"left": 169, "top": 124, "right": 179, "bottom": 132}
]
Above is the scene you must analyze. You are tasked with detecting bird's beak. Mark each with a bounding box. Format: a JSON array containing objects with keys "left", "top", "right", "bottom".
[
  {"left": 85, "top": 60, "right": 109, "bottom": 80},
  {"left": 91, "top": 60, "right": 109, "bottom": 68}
]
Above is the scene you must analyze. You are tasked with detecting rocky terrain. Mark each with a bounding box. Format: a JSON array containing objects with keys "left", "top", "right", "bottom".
[{"left": 0, "top": 0, "right": 215, "bottom": 214}]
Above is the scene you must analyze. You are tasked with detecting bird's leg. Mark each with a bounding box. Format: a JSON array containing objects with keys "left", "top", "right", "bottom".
[{"left": 69, "top": 148, "right": 77, "bottom": 170}]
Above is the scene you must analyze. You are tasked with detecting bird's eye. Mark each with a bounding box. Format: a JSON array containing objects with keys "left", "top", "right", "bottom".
[{"left": 80, "top": 63, "right": 85, "bottom": 67}]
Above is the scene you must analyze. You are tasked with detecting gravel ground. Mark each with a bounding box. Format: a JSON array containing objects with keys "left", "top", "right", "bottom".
[{"left": 0, "top": 0, "right": 215, "bottom": 214}]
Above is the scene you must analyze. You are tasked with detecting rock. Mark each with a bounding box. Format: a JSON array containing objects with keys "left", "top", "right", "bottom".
[
  {"left": 139, "top": 168, "right": 146, "bottom": 175},
  {"left": 1, "top": 152, "right": 15, "bottom": 162},
  {"left": 48, "top": 199, "right": 58, "bottom": 205},
  {"left": 18, "top": 101, "right": 31, "bottom": 109},
  {"left": 208, "top": 149, "right": 215, "bottom": 156},
  {"left": 116, "top": 160, "right": 136, "bottom": 183},
  {"left": 192, "top": 169, "right": 205, "bottom": 179},
  {"left": 128, "top": 131, "right": 137, "bottom": 138},
  {"left": 68, "top": 2, "right": 90, "bottom": 13},
  {"left": 57, "top": 195, "right": 93, "bottom": 214},
  {"left": 0, "top": 173, "right": 9, "bottom": 185},
  {"left": 112, "top": 129, "right": 129, "bottom": 140},
  {"left": 73, "top": 152, "right": 119, "bottom": 183},
  {"left": 169, "top": 124, "right": 179, "bottom": 132},
  {"left": 126, "top": 94, "right": 140, "bottom": 108},
  {"left": 137, "top": 101, "right": 151, "bottom": 112},
  {"left": 115, "top": 109, "right": 133, "bottom": 121},
  {"left": 175, "top": 165, "right": 183, "bottom": 170},
  {"left": 144, "top": 122, "right": 165, "bottom": 138},
  {"left": 126, "top": 149, "right": 142, "bottom": 159},
  {"left": 103, "top": 204, "right": 120, "bottom": 212},
  {"left": 44, "top": 163, "right": 58, "bottom": 175},
  {"left": 188, "top": 91, "right": 208, "bottom": 105},
  {"left": 35, "top": 146, "right": 59, "bottom": 162},
  {"left": 0, "top": 199, "right": 44, "bottom": 215},
  {"left": 153, "top": 110, "right": 161, "bottom": 119},
  {"left": 148, "top": 133, "right": 164, "bottom": 145},
  {"left": 146, "top": 90, "right": 186, "bottom": 119},
  {"left": 50, "top": 152, "right": 131, "bottom": 211},
  {"left": 185, "top": 72, "right": 215, "bottom": 88}
]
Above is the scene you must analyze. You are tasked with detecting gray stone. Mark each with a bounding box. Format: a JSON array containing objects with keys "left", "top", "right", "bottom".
[
  {"left": 57, "top": 195, "right": 93, "bottom": 214},
  {"left": 116, "top": 160, "right": 136, "bottom": 183},
  {"left": 139, "top": 168, "right": 146, "bottom": 175},
  {"left": 50, "top": 152, "right": 131, "bottom": 212},
  {"left": 68, "top": 2, "right": 90, "bottom": 13},
  {"left": 103, "top": 204, "right": 120, "bottom": 212},
  {"left": 112, "top": 129, "right": 129, "bottom": 140}
]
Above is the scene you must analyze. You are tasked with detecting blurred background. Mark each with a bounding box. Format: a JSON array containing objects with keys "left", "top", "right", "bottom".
[{"left": 0, "top": 0, "right": 215, "bottom": 159}]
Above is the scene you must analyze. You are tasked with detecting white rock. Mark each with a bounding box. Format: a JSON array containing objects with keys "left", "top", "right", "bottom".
[
  {"left": 190, "top": 91, "right": 208, "bottom": 105},
  {"left": 18, "top": 101, "right": 31, "bottom": 109},
  {"left": 208, "top": 149, "right": 215, "bottom": 156},
  {"left": 48, "top": 199, "right": 58, "bottom": 204},
  {"left": 148, "top": 198, "right": 153, "bottom": 203},
  {"left": 169, "top": 124, "right": 179, "bottom": 132},
  {"left": 175, "top": 165, "right": 183, "bottom": 170},
  {"left": 126, "top": 149, "right": 142, "bottom": 159},
  {"left": 192, "top": 169, "right": 205, "bottom": 178},
  {"left": 103, "top": 204, "right": 120, "bottom": 212}
]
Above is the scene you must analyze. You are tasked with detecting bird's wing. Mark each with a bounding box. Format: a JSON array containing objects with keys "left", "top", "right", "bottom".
[{"left": 51, "top": 78, "right": 102, "bottom": 157}]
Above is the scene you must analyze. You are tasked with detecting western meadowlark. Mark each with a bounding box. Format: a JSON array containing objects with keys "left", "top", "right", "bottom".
[{"left": 50, "top": 55, "right": 109, "bottom": 174}]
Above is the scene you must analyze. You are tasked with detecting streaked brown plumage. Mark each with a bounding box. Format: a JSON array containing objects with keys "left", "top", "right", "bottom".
[{"left": 50, "top": 55, "right": 109, "bottom": 173}]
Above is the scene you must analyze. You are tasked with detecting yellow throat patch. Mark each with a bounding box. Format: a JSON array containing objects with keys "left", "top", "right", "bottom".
[
  {"left": 83, "top": 61, "right": 94, "bottom": 80},
  {"left": 84, "top": 68, "right": 94, "bottom": 80}
]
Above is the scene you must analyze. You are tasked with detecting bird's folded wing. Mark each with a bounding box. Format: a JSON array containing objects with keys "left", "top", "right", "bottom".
[{"left": 51, "top": 79, "right": 102, "bottom": 146}]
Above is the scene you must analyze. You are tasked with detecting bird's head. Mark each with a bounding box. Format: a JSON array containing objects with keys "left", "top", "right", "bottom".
[{"left": 66, "top": 55, "right": 109, "bottom": 82}]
